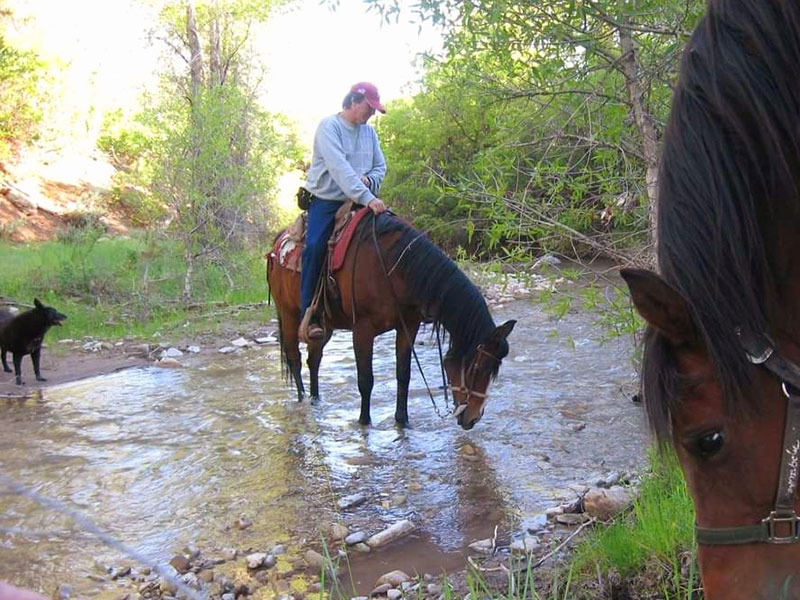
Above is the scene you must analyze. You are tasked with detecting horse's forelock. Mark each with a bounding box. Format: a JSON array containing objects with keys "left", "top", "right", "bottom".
[{"left": 656, "top": 0, "right": 800, "bottom": 411}]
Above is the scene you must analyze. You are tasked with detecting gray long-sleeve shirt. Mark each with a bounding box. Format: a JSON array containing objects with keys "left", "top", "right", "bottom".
[{"left": 304, "top": 114, "right": 387, "bottom": 205}]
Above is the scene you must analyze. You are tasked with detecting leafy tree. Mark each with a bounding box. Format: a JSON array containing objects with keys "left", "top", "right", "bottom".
[
  {"left": 98, "top": 0, "right": 301, "bottom": 301},
  {"left": 370, "top": 0, "right": 704, "bottom": 261},
  {"left": 0, "top": 7, "right": 44, "bottom": 156}
]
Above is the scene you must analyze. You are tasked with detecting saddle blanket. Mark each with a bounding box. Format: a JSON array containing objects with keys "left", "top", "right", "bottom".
[{"left": 270, "top": 205, "right": 371, "bottom": 273}]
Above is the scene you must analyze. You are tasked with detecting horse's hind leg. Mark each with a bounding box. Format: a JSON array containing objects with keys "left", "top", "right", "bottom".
[
  {"left": 394, "top": 320, "right": 421, "bottom": 428},
  {"left": 307, "top": 330, "right": 331, "bottom": 404},
  {"left": 280, "top": 313, "right": 305, "bottom": 401},
  {"left": 352, "top": 324, "right": 376, "bottom": 425}
]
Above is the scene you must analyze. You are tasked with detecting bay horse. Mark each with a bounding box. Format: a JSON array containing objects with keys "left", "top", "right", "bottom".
[
  {"left": 622, "top": 1, "right": 800, "bottom": 597},
  {"left": 267, "top": 211, "right": 515, "bottom": 430}
]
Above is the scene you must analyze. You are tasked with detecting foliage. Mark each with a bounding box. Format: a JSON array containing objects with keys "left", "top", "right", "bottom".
[
  {"left": 371, "top": 0, "right": 705, "bottom": 260},
  {"left": 95, "top": 0, "right": 302, "bottom": 300},
  {"left": 0, "top": 32, "right": 44, "bottom": 156},
  {"left": 572, "top": 447, "right": 699, "bottom": 598}
]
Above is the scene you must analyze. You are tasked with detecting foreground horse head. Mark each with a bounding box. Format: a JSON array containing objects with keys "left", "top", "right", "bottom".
[
  {"left": 445, "top": 320, "right": 515, "bottom": 430},
  {"left": 623, "top": 1, "right": 800, "bottom": 597}
]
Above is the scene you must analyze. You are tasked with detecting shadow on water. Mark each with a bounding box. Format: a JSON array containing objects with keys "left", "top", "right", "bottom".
[{"left": 0, "top": 296, "right": 647, "bottom": 596}]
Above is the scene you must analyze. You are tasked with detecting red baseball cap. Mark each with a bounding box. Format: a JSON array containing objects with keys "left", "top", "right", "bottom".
[{"left": 350, "top": 81, "right": 386, "bottom": 114}]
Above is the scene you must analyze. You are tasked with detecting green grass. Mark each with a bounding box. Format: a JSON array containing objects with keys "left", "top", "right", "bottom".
[
  {"left": 570, "top": 446, "right": 700, "bottom": 599},
  {"left": 0, "top": 231, "right": 274, "bottom": 343}
]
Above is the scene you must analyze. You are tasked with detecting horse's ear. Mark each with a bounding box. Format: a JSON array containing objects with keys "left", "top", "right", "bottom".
[
  {"left": 495, "top": 320, "right": 516, "bottom": 340},
  {"left": 34, "top": 298, "right": 43, "bottom": 309},
  {"left": 620, "top": 268, "right": 696, "bottom": 346}
]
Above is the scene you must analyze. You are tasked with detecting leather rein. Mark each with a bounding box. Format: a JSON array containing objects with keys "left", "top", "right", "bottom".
[{"left": 695, "top": 330, "right": 800, "bottom": 545}]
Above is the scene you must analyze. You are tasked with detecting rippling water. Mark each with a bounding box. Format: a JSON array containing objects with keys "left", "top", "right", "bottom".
[{"left": 0, "top": 297, "right": 648, "bottom": 596}]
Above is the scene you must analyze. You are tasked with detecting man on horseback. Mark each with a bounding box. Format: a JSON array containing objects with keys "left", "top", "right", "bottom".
[{"left": 299, "top": 81, "right": 388, "bottom": 341}]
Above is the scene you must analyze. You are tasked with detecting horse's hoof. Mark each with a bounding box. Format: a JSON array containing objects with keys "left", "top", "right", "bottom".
[
  {"left": 2, "top": 367, "right": 11, "bottom": 373},
  {"left": 309, "top": 396, "right": 320, "bottom": 406},
  {"left": 358, "top": 416, "right": 371, "bottom": 426},
  {"left": 395, "top": 418, "right": 411, "bottom": 429},
  {"left": 36, "top": 376, "right": 46, "bottom": 382}
]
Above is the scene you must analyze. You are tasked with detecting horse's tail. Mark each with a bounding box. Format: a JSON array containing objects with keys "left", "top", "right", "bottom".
[{"left": 274, "top": 310, "right": 292, "bottom": 384}]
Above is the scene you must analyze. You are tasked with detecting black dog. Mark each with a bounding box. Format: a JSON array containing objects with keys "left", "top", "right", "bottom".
[{"left": 0, "top": 299, "right": 67, "bottom": 385}]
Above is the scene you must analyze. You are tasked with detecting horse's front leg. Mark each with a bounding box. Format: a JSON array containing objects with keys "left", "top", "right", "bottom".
[
  {"left": 352, "top": 324, "right": 376, "bottom": 425},
  {"left": 307, "top": 330, "right": 332, "bottom": 404},
  {"left": 394, "top": 319, "right": 421, "bottom": 428}
]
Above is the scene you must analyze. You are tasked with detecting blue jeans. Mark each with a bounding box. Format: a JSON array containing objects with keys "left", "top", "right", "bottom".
[{"left": 300, "top": 198, "right": 342, "bottom": 320}]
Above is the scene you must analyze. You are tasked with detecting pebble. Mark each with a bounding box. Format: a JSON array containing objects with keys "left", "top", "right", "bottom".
[
  {"left": 367, "top": 520, "right": 415, "bottom": 548},
  {"left": 169, "top": 555, "right": 190, "bottom": 574},
  {"left": 331, "top": 523, "right": 349, "bottom": 541},
  {"left": 304, "top": 549, "right": 326, "bottom": 568},
  {"left": 556, "top": 513, "right": 592, "bottom": 526},
  {"left": 246, "top": 552, "right": 267, "bottom": 569},
  {"left": 468, "top": 539, "right": 494, "bottom": 554},
  {"left": 156, "top": 358, "right": 182, "bottom": 368},
  {"left": 218, "top": 346, "right": 237, "bottom": 354},
  {"left": 186, "top": 345, "right": 201, "bottom": 353},
  {"left": 271, "top": 544, "right": 288, "bottom": 555},
  {"left": 231, "top": 337, "right": 250, "bottom": 347},
  {"left": 234, "top": 516, "right": 253, "bottom": 530},
  {"left": 375, "top": 570, "right": 411, "bottom": 588},
  {"left": 353, "top": 543, "right": 371, "bottom": 553},
  {"left": 255, "top": 336, "right": 278, "bottom": 344},
  {"left": 163, "top": 347, "right": 183, "bottom": 357},
  {"left": 345, "top": 531, "right": 368, "bottom": 546},
  {"left": 387, "top": 589, "right": 402, "bottom": 600},
  {"left": 337, "top": 493, "right": 367, "bottom": 509},
  {"left": 371, "top": 583, "right": 392, "bottom": 596},
  {"left": 54, "top": 584, "right": 72, "bottom": 600}
]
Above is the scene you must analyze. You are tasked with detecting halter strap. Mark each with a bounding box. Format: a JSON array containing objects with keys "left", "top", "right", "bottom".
[
  {"left": 695, "top": 331, "right": 800, "bottom": 545},
  {"left": 451, "top": 346, "right": 499, "bottom": 414}
]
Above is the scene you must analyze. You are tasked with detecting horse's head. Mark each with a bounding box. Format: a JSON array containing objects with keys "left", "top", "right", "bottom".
[
  {"left": 445, "top": 320, "right": 515, "bottom": 430},
  {"left": 624, "top": 268, "right": 800, "bottom": 599}
]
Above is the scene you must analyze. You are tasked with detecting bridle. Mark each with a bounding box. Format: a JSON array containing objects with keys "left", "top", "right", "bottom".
[
  {"left": 695, "top": 330, "right": 800, "bottom": 545},
  {"left": 451, "top": 345, "right": 501, "bottom": 417}
]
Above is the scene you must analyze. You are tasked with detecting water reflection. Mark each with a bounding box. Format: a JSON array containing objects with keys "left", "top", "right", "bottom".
[{"left": 0, "top": 298, "right": 647, "bottom": 596}]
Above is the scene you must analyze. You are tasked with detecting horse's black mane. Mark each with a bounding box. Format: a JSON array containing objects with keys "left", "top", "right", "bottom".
[
  {"left": 365, "top": 213, "right": 504, "bottom": 372},
  {"left": 644, "top": 0, "right": 800, "bottom": 439}
]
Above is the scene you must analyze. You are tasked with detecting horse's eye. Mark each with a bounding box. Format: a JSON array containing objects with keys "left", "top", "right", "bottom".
[{"left": 691, "top": 430, "right": 725, "bottom": 458}]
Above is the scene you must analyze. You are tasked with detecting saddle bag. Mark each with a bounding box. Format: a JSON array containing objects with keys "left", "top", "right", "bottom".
[{"left": 297, "top": 187, "right": 313, "bottom": 211}]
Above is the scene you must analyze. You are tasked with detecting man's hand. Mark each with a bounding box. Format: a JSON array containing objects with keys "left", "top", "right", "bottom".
[
  {"left": 367, "top": 198, "right": 387, "bottom": 214},
  {"left": 360, "top": 175, "right": 371, "bottom": 187}
]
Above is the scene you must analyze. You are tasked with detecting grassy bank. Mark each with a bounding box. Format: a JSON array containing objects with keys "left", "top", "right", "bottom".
[{"left": 0, "top": 232, "right": 274, "bottom": 344}]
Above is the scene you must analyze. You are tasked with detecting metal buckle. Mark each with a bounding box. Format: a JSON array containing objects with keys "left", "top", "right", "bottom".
[
  {"left": 763, "top": 511, "right": 800, "bottom": 543},
  {"left": 735, "top": 328, "right": 775, "bottom": 364}
]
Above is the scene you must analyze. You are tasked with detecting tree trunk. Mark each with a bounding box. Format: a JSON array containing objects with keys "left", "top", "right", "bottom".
[
  {"left": 183, "top": 249, "right": 194, "bottom": 303},
  {"left": 618, "top": 20, "right": 660, "bottom": 261},
  {"left": 186, "top": 0, "right": 204, "bottom": 98},
  {"left": 209, "top": 18, "right": 221, "bottom": 86}
]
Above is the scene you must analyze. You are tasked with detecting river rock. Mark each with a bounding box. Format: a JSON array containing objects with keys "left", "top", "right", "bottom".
[
  {"left": 271, "top": 544, "right": 287, "bottom": 555},
  {"left": 510, "top": 535, "right": 540, "bottom": 553},
  {"left": 156, "top": 358, "right": 182, "bottom": 368},
  {"left": 376, "top": 570, "right": 411, "bottom": 588},
  {"left": 468, "top": 538, "right": 494, "bottom": 554},
  {"left": 331, "top": 523, "right": 349, "bottom": 541},
  {"left": 304, "top": 549, "right": 326, "bottom": 568},
  {"left": 54, "top": 584, "right": 72, "bottom": 600},
  {"left": 387, "top": 589, "right": 402, "bottom": 600},
  {"left": 461, "top": 444, "right": 476, "bottom": 455},
  {"left": 371, "top": 583, "right": 392, "bottom": 596},
  {"left": 222, "top": 547, "right": 238, "bottom": 561},
  {"left": 353, "top": 543, "right": 371, "bottom": 553},
  {"left": 255, "top": 336, "right": 278, "bottom": 344},
  {"left": 169, "top": 555, "right": 190, "bottom": 574},
  {"left": 345, "top": 531, "right": 368, "bottom": 546},
  {"left": 367, "top": 520, "right": 415, "bottom": 548},
  {"left": 583, "top": 486, "right": 633, "bottom": 520},
  {"left": 246, "top": 552, "right": 267, "bottom": 569},
  {"left": 186, "top": 345, "right": 201, "bottom": 353},
  {"left": 234, "top": 516, "right": 253, "bottom": 530},
  {"left": 337, "top": 492, "right": 367, "bottom": 509},
  {"left": 391, "top": 493, "right": 407, "bottom": 506},
  {"left": 231, "top": 337, "right": 250, "bottom": 347},
  {"left": 163, "top": 347, "right": 183, "bottom": 357},
  {"left": 556, "top": 513, "right": 591, "bottom": 526},
  {"left": 218, "top": 346, "right": 237, "bottom": 354}
]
